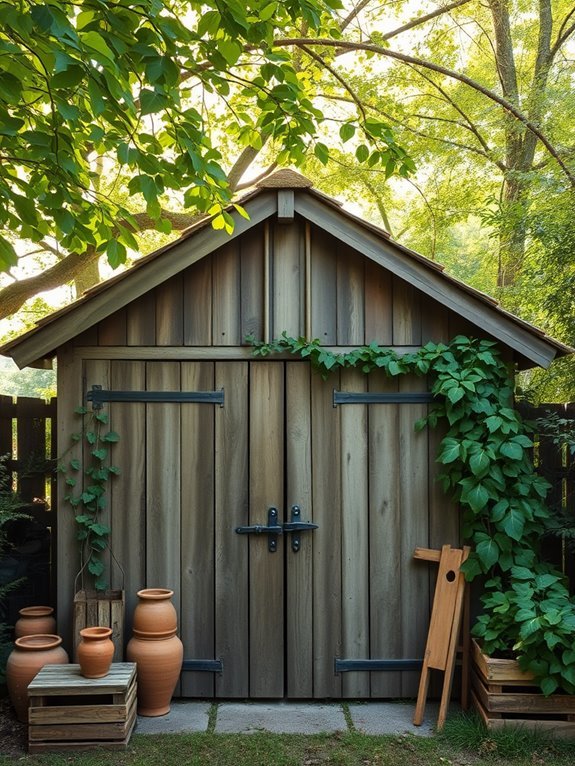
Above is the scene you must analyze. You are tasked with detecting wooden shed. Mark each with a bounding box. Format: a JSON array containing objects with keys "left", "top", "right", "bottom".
[{"left": 1, "top": 169, "right": 570, "bottom": 700}]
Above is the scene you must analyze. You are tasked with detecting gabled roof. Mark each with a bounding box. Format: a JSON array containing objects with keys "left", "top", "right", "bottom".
[{"left": 1, "top": 168, "right": 572, "bottom": 369}]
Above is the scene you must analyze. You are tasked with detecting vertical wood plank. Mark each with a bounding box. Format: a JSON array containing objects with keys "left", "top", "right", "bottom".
[
  {"left": 365, "top": 261, "right": 393, "bottom": 345},
  {"left": 340, "top": 367, "right": 370, "bottom": 697},
  {"left": 286, "top": 362, "right": 313, "bottom": 697},
  {"left": 271, "top": 222, "right": 304, "bottom": 338},
  {"left": 180, "top": 362, "right": 216, "bottom": 697},
  {"left": 214, "top": 362, "right": 249, "bottom": 696},
  {"left": 392, "top": 277, "right": 422, "bottom": 346},
  {"left": 184, "top": 258, "right": 213, "bottom": 346},
  {"left": 213, "top": 243, "right": 241, "bottom": 346},
  {"left": 249, "top": 362, "right": 284, "bottom": 697},
  {"left": 420, "top": 294, "right": 449, "bottom": 345},
  {"left": 127, "top": 293, "right": 156, "bottom": 346},
  {"left": 337, "top": 246, "right": 365, "bottom": 346},
  {"left": 156, "top": 276, "right": 184, "bottom": 346},
  {"left": 56, "top": 346, "right": 84, "bottom": 654},
  {"left": 240, "top": 224, "right": 265, "bottom": 342},
  {"left": 15, "top": 397, "right": 47, "bottom": 502},
  {"left": 145, "top": 362, "right": 181, "bottom": 602},
  {"left": 109, "top": 361, "right": 146, "bottom": 643},
  {"left": 399, "top": 376, "right": 430, "bottom": 697},
  {"left": 98, "top": 310, "right": 127, "bottom": 346},
  {"left": 368, "top": 370, "right": 402, "bottom": 697},
  {"left": 310, "top": 227, "right": 337, "bottom": 344},
  {"left": 311, "top": 371, "right": 342, "bottom": 697}
]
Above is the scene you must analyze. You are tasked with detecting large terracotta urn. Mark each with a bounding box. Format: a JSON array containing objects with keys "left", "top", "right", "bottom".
[
  {"left": 14, "top": 606, "right": 56, "bottom": 638},
  {"left": 77, "top": 626, "right": 114, "bottom": 678},
  {"left": 126, "top": 589, "right": 183, "bottom": 716},
  {"left": 6, "top": 635, "right": 69, "bottom": 722}
]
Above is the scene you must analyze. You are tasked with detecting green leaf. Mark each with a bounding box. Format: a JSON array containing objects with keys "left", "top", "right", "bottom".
[
  {"left": 140, "top": 88, "right": 169, "bottom": 115},
  {"left": 0, "top": 235, "right": 18, "bottom": 270},
  {"left": 476, "top": 538, "right": 499, "bottom": 570},
  {"left": 501, "top": 508, "right": 525, "bottom": 541},
  {"left": 540, "top": 676, "right": 559, "bottom": 696},
  {"left": 314, "top": 142, "right": 329, "bottom": 165},
  {"left": 461, "top": 482, "right": 489, "bottom": 512},
  {"left": 339, "top": 122, "right": 356, "bottom": 142},
  {"left": 80, "top": 31, "right": 116, "bottom": 61},
  {"left": 107, "top": 239, "right": 127, "bottom": 268},
  {"left": 501, "top": 441, "right": 523, "bottom": 460},
  {"left": 469, "top": 450, "right": 490, "bottom": 477},
  {"left": 102, "top": 431, "right": 120, "bottom": 443}
]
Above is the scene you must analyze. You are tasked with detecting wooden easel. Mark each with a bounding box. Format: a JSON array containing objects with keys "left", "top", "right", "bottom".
[{"left": 413, "top": 544, "right": 471, "bottom": 731}]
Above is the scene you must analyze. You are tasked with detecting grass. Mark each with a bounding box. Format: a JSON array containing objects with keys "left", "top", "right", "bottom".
[{"left": 4, "top": 713, "right": 575, "bottom": 766}]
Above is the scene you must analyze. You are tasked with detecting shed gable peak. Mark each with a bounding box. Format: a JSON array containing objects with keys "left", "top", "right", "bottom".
[{"left": 255, "top": 168, "right": 313, "bottom": 189}]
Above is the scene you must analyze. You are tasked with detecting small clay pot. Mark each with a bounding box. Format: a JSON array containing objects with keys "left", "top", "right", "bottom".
[
  {"left": 14, "top": 606, "right": 56, "bottom": 638},
  {"left": 77, "top": 626, "right": 114, "bottom": 679},
  {"left": 6, "top": 635, "right": 69, "bottom": 722}
]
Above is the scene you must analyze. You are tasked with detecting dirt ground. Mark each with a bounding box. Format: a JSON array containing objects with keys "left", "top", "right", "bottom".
[{"left": 0, "top": 696, "right": 27, "bottom": 756}]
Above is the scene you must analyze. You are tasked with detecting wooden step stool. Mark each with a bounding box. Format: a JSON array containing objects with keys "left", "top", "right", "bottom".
[{"left": 27, "top": 662, "right": 137, "bottom": 753}]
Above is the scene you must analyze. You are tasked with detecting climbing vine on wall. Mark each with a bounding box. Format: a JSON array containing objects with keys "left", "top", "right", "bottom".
[{"left": 251, "top": 333, "right": 575, "bottom": 696}]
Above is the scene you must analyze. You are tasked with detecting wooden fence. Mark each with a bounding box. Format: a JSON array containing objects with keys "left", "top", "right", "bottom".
[
  {"left": 0, "top": 395, "right": 57, "bottom": 625},
  {"left": 516, "top": 401, "right": 575, "bottom": 587}
]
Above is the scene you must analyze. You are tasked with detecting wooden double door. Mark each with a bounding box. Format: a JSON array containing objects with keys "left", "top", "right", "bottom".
[{"left": 104, "top": 358, "right": 456, "bottom": 699}]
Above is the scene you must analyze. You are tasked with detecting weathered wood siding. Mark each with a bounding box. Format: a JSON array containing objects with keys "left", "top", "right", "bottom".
[{"left": 72, "top": 219, "right": 491, "bottom": 350}]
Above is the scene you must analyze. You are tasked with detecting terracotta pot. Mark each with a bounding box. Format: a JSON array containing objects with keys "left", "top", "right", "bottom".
[
  {"left": 127, "top": 632, "right": 183, "bottom": 716},
  {"left": 6, "top": 634, "right": 69, "bottom": 722},
  {"left": 77, "top": 626, "right": 114, "bottom": 679},
  {"left": 132, "top": 588, "right": 177, "bottom": 636},
  {"left": 14, "top": 606, "right": 56, "bottom": 638}
]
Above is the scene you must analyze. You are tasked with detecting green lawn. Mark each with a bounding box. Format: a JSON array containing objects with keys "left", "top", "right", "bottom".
[{"left": 4, "top": 715, "right": 575, "bottom": 766}]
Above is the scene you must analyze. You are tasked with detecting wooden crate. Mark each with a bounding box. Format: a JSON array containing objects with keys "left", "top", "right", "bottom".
[
  {"left": 27, "top": 662, "right": 136, "bottom": 752},
  {"left": 471, "top": 640, "right": 575, "bottom": 738},
  {"left": 73, "top": 589, "right": 125, "bottom": 662}
]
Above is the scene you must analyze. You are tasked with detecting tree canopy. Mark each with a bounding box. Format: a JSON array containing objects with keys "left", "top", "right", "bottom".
[{"left": 2, "top": 0, "right": 575, "bottom": 401}]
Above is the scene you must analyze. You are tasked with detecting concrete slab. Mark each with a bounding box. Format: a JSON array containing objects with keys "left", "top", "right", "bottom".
[
  {"left": 214, "top": 702, "right": 348, "bottom": 734},
  {"left": 348, "top": 702, "right": 438, "bottom": 736},
  {"left": 135, "top": 701, "right": 211, "bottom": 734}
]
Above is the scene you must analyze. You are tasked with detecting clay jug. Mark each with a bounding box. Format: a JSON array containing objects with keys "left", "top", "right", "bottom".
[
  {"left": 127, "top": 588, "right": 183, "bottom": 716},
  {"left": 77, "top": 626, "right": 115, "bottom": 678},
  {"left": 127, "top": 632, "right": 183, "bottom": 716},
  {"left": 132, "top": 588, "right": 177, "bottom": 636},
  {"left": 6, "top": 635, "right": 69, "bottom": 722},
  {"left": 14, "top": 606, "right": 56, "bottom": 638}
]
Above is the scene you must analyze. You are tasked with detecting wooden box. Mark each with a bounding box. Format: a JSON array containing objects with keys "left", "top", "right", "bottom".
[
  {"left": 471, "top": 639, "right": 575, "bottom": 738},
  {"left": 73, "top": 589, "right": 125, "bottom": 661},
  {"left": 27, "top": 662, "right": 136, "bottom": 752}
]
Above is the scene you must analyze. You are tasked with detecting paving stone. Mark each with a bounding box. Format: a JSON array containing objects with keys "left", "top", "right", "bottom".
[
  {"left": 135, "top": 701, "right": 211, "bottom": 734},
  {"left": 348, "top": 702, "right": 438, "bottom": 736},
  {"left": 214, "top": 702, "right": 348, "bottom": 734}
]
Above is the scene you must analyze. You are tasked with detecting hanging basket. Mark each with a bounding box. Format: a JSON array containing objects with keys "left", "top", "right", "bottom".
[{"left": 72, "top": 553, "right": 125, "bottom": 662}]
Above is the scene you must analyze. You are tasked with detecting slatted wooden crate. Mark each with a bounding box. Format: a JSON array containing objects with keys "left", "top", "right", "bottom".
[
  {"left": 471, "top": 640, "right": 575, "bottom": 738},
  {"left": 27, "top": 662, "right": 137, "bottom": 752},
  {"left": 73, "top": 589, "right": 125, "bottom": 662}
]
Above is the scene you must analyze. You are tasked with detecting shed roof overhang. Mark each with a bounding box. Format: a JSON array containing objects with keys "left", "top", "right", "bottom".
[{"left": 1, "top": 170, "right": 572, "bottom": 370}]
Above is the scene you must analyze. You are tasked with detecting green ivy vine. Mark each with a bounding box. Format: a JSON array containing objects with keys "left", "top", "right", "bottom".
[
  {"left": 58, "top": 406, "right": 120, "bottom": 591},
  {"left": 251, "top": 332, "right": 575, "bottom": 696}
]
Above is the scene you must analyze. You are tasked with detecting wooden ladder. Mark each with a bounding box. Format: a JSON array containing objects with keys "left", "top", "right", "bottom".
[{"left": 413, "top": 544, "right": 471, "bottom": 731}]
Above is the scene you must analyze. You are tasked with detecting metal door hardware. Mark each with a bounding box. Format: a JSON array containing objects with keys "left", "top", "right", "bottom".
[
  {"left": 235, "top": 505, "right": 318, "bottom": 553},
  {"left": 235, "top": 507, "right": 282, "bottom": 552},
  {"left": 284, "top": 505, "right": 318, "bottom": 552}
]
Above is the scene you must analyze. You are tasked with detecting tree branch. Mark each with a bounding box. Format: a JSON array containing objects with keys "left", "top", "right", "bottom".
[
  {"left": 273, "top": 37, "right": 575, "bottom": 186},
  {"left": 381, "top": 0, "right": 475, "bottom": 42}
]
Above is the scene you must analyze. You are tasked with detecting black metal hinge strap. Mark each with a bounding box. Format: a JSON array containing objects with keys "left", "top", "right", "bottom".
[
  {"left": 333, "top": 391, "right": 435, "bottom": 407},
  {"left": 182, "top": 659, "right": 223, "bottom": 673},
  {"left": 335, "top": 659, "right": 423, "bottom": 673},
  {"left": 88, "top": 385, "right": 224, "bottom": 409}
]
